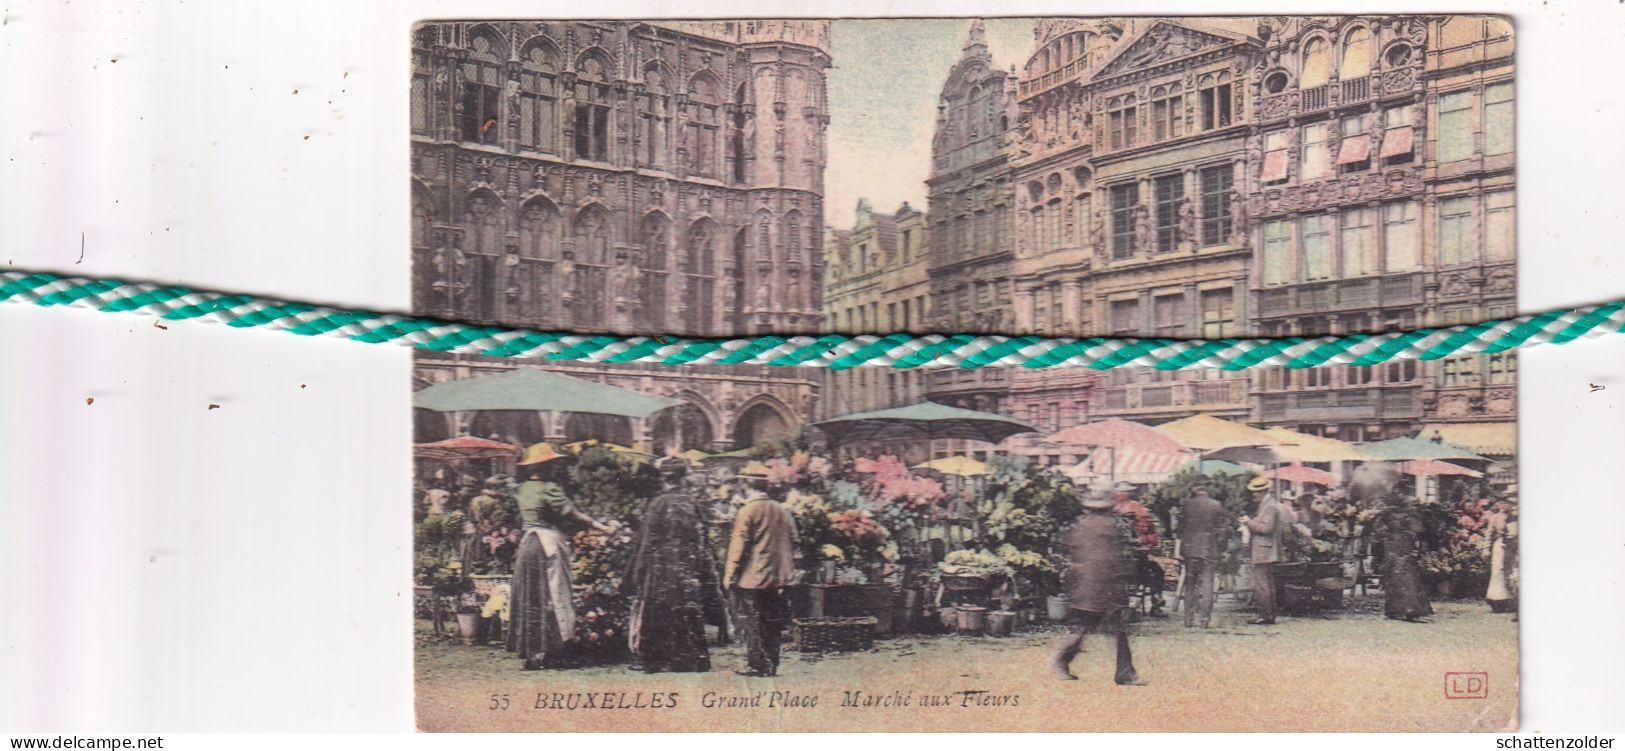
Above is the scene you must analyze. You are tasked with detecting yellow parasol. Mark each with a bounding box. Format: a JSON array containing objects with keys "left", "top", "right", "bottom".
[{"left": 910, "top": 456, "right": 989, "bottom": 477}]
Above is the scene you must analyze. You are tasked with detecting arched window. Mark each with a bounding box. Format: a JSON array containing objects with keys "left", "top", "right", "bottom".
[
  {"left": 460, "top": 30, "right": 506, "bottom": 144},
  {"left": 573, "top": 50, "right": 613, "bottom": 161},
  {"left": 1340, "top": 27, "right": 1373, "bottom": 79},
  {"left": 678, "top": 220, "right": 717, "bottom": 333},
  {"left": 517, "top": 198, "right": 559, "bottom": 259},
  {"left": 640, "top": 213, "right": 670, "bottom": 326},
  {"left": 638, "top": 65, "right": 672, "bottom": 168},
  {"left": 412, "top": 188, "right": 434, "bottom": 248},
  {"left": 685, "top": 72, "right": 722, "bottom": 177},
  {"left": 731, "top": 83, "right": 749, "bottom": 183},
  {"left": 782, "top": 212, "right": 803, "bottom": 261},
  {"left": 467, "top": 191, "right": 504, "bottom": 255},
  {"left": 755, "top": 212, "right": 773, "bottom": 264},
  {"left": 1300, "top": 37, "right": 1331, "bottom": 89},
  {"left": 573, "top": 205, "right": 612, "bottom": 265},
  {"left": 517, "top": 39, "right": 561, "bottom": 153}
]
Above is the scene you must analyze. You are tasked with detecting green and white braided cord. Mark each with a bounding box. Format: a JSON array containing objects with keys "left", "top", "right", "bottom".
[{"left": 3, "top": 269, "right": 1621, "bottom": 371}]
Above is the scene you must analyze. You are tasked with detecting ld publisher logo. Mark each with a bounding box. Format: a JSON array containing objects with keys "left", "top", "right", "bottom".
[{"left": 1444, "top": 672, "right": 1489, "bottom": 699}]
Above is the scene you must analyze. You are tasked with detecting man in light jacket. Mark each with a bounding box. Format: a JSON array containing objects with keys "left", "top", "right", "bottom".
[
  {"left": 724, "top": 485, "right": 798, "bottom": 677},
  {"left": 1243, "top": 476, "right": 1296, "bottom": 625}
]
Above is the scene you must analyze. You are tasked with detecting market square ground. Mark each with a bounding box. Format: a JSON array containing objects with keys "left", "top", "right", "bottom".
[{"left": 415, "top": 599, "right": 1516, "bottom": 732}]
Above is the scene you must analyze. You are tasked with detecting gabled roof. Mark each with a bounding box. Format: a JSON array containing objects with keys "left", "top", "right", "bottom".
[{"left": 1089, "top": 19, "right": 1258, "bottom": 83}]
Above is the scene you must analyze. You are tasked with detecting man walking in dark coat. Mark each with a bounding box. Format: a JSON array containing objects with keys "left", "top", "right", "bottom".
[
  {"left": 625, "top": 457, "right": 722, "bottom": 672},
  {"left": 1053, "top": 483, "right": 1146, "bottom": 685},
  {"left": 1178, "top": 481, "right": 1225, "bottom": 628}
]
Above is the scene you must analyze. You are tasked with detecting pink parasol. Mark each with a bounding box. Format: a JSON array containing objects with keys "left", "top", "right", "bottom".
[
  {"left": 1047, "top": 418, "right": 1190, "bottom": 454},
  {"left": 1397, "top": 459, "right": 1484, "bottom": 478},
  {"left": 414, "top": 435, "right": 518, "bottom": 461}
]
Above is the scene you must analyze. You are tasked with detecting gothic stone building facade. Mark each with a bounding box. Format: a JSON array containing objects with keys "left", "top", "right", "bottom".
[
  {"left": 409, "top": 20, "right": 831, "bottom": 454},
  {"left": 922, "top": 22, "right": 1022, "bottom": 446}
]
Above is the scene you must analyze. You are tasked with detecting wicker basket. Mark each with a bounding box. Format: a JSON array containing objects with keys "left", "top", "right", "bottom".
[{"left": 793, "top": 616, "right": 877, "bottom": 653}]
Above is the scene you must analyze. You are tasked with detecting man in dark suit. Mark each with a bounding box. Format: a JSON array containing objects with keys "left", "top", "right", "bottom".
[
  {"left": 1177, "top": 480, "right": 1225, "bottom": 628},
  {"left": 1053, "top": 483, "right": 1146, "bottom": 686}
]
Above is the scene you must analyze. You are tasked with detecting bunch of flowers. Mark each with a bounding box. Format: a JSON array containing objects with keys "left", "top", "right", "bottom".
[
  {"left": 937, "top": 548, "right": 1013, "bottom": 578},
  {"left": 818, "top": 544, "right": 846, "bottom": 562},
  {"left": 570, "top": 524, "right": 635, "bottom": 660},
  {"left": 828, "top": 509, "right": 887, "bottom": 542},
  {"left": 763, "top": 451, "right": 832, "bottom": 488}
]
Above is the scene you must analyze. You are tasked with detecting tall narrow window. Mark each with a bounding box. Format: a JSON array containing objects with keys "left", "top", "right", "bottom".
[
  {"left": 1154, "top": 293, "right": 1185, "bottom": 337},
  {"left": 1337, "top": 113, "right": 1371, "bottom": 173},
  {"left": 1380, "top": 105, "right": 1415, "bottom": 164},
  {"left": 1484, "top": 82, "right": 1514, "bottom": 156},
  {"left": 1438, "top": 195, "right": 1477, "bottom": 265},
  {"left": 1109, "top": 299, "right": 1140, "bottom": 335},
  {"left": 575, "top": 105, "right": 610, "bottom": 161},
  {"left": 1153, "top": 174, "right": 1183, "bottom": 253},
  {"left": 1199, "top": 288, "right": 1234, "bottom": 338},
  {"left": 1301, "top": 214, "right": 1332, "bottom": 281},
  {"left": 1340, "top": 207, "right": 1377, "bottom": 277},
  {"left": 1300, "top": 122, "right": 1331, "bottom": 181},
  {"left": 1198, "top": 165, "right": 1232, "bottom": 246},
  {"left": 1108, "top": 96, "right": 1137, "bottom": 150},
  {"left": 1262, "top": 220, "right": 1291, "bottom": 286},
  {"left": 1198, "top": 73, "right": 1232, "bottom": 131},
  {"left": 1383, "top": 201, "right": 1421, "bottom": 271},
  {"left": 461, "top": 74, "right": 502, "bottom": 144},
  {"left": 1074, "top": 194, "right": 1092, "bottom": 247},
  {"left": 1109, "top": 183, "right": 1138, "bottom": 260},
  {"left": 1486, "top": 191, "right": 1516, "bottom": 261},
  {"left": 1031, "top": 205, "right": 1046, "bottom": 255},
  {"left": 1437, "top": 91, "right": 1474, "bottom": 163},
  {"left": 1261, "top": 130, "right": 1290, "bottom": 184},
  {"left": 1152, "top": 85, "right": 1182, "bottom": 141}
]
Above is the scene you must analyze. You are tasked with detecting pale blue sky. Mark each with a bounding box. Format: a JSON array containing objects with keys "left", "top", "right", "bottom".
[{"left": 825, "top": 19, "right": 1034, "bottom": 230}]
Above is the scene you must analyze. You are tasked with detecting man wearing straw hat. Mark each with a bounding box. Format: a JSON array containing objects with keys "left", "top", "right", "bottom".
[
  {"left": 724, "top": 472, "right": 798, "bottom": 677},
  {"left": 1052, "top": 481, "right": 1146, "bottom": 685},
  {"left": 1242, "top": 476, "right": 1295, "bottom": 625}
]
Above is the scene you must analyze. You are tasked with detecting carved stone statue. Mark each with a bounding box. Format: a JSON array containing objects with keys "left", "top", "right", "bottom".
[
  {"left": 1177, "top": 195, "right": 1198, "bottom": 248},
  {"left": 1229, "top": 185, "right": 1248, "bottom": 245},
  {"left": 608, "top": 251, "right": 642, "bottom": 326},
  {"left": 1133, "top": 203, "right": 1153, "bottom": 253},
  {"left": 558, "top": 250, "right": 578, "bottom": 307},
  {"left": 503, "top": 248, "right": 523, "bottom": 303}
]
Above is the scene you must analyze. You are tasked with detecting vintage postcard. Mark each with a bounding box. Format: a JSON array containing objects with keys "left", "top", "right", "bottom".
[{"left": 410, "top": 16, "right": 1517, "bottom": 731}]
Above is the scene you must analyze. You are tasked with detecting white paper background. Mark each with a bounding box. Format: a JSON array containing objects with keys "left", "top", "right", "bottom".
[{"left": 1, "top": 0, "right": 1621, "bottom": 733}]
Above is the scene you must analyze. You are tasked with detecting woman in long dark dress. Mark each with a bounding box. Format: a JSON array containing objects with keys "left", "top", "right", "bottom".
[
  {"left": 625, "top": 457, "right": 722, "bottom": 673},
  {"left": 507, "top": 458, "right": 614, "bottom": 670},
  {"left": 1378, "top": 495, "right": 1433, "bottom": 622}
]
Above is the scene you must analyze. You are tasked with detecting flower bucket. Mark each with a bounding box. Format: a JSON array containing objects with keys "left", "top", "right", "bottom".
[
  {"left": 455, "top": 612, "right": 480, "bottom": 644},
  {"left": 986, "top": 610, "right": 1015, "bottom": 637},
  {"left": 937, "top": 605, "right": 959, "bottom": 630},
  {"left": 819, "top": 561, "right": 838, "bottom": 584},
  {"left": 956, "top": 605, "right": 988, "bottom": 635},
  {"left": 1045, "top": 595, "right": 1070, "bottom": 622}
]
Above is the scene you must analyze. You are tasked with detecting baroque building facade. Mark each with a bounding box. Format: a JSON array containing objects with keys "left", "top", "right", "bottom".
[
  {"left": 1244, "top": 16, "right": 1515, "bottom": 452},
  {"left": 409, "top": 20, "right": 832, "bottom": 453},
  {"left": 910, "top": 16, "right": 1514, "bottom": 463},
  {"left": 922, "top": 22, "right": 1021, "bottom": 433}
]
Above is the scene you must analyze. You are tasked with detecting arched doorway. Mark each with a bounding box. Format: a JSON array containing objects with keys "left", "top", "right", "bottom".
[
  {"left": 414, "top": 408, "right": 453, "bottom": 444},
  {"left": 562, "top": 413, "right": 634, "bottom": 446},
  {"left": 468, "top": 410, "right": 547, "bottom": 447},
  {"left": 650, "top": 403, "right": 715, "bottom": 455},
  {"left": 733, "top": 401, "right": 792, "bottom": 450}
]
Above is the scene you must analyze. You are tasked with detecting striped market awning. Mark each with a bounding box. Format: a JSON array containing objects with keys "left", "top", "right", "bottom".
[{"left": 1419, "top": 423, "right": 1517, "bottom": 458}]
